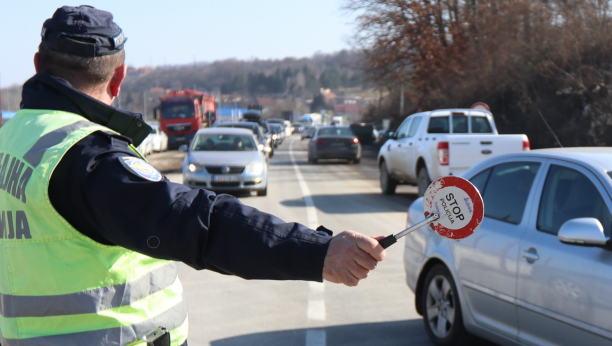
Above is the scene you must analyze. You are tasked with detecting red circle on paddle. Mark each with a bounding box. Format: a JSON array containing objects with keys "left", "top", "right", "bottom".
[{"left": 423, "top": 176, "right": 484, "bottom": 240}]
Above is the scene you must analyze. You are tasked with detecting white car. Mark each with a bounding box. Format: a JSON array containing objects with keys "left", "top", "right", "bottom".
[
  {"left": 182, "top": 128, "right": 268, "bottom": 196},
  {"left": 404, "top": 148, "right": 612, "bottom": 346},
  {"left": 378, "top": 109, "right": 529, "bottom": 196},
  {"left": 149, "top": 124, "right": 169, "bottom": 152}
]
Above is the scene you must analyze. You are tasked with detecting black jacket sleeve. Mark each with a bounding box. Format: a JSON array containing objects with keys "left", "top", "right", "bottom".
[{"left": 48, "top": 132, "right": 332, "bottom": 281}]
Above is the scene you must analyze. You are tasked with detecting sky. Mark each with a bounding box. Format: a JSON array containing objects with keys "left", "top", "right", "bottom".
[{"left": 0, "top": 0, "right": 356, "bottom": 87}]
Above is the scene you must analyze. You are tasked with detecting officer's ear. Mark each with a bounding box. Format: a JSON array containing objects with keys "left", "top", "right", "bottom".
[
  {"left": 34, "top": 53, "right": 41, "bottom": 73},
  {"left": 109, "top": 63, "right": 127, "bottom": 98}
]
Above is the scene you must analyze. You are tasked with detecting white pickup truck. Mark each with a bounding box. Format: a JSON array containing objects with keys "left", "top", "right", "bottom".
[{"left": 378, "top": 108, "right": 530, "bottom": 196}]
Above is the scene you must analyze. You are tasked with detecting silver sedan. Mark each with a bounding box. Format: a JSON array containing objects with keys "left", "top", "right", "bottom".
[
  {"left": 404, "top": 148, "right": 612, "bottom": 346},
  {"left": 182, "top": 128, "right": 268, "bottom": 196}
]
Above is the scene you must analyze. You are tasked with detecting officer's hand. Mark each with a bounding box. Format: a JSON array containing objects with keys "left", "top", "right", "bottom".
[{"left": 322, "top": 230, "right": 386, "bottom": 287}]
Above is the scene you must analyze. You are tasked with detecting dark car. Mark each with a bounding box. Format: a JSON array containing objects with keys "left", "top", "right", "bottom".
[
  {"left": 292, "top": 122, "right": 303, "bottom": 134},
  {"left": 300, "top": 126, "right": 316, "bottom": 140},
  {"left": 267, "top": 123, "right": 284, "bottom": 146},
  {"left": 217, "top": 122, "right": 273, "bottom": 158},
  {"left": 349, "top": 123, "right": 376, "bottom": 146},
  {"left": 308, "top": 126, "right": 362, "bottom": 164},
  {"left": 377, "top": 128, "right": 393, "bottom": 145}
]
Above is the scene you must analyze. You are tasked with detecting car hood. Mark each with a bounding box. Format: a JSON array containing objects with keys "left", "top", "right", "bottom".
[{"left": 187, "top": 151, "right": 261, "bottom": 166}]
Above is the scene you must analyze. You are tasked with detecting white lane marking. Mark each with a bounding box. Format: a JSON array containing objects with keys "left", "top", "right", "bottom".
[
  {"left": 290, "top": 139, "right": 327, "bottom": 346},
  {"left": 306, "top": 330, "right": 326, "bottom": 346},
  {"left": 289, "top": 139, "right": 319, "bottom": 229}
]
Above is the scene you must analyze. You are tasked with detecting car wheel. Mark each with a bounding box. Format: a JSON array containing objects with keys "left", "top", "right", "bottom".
[
  {"left": 418, "top": 167, "right": 432, "bottom": 197},
  {"left": 257, "top": 186, "right": 268, "bottom": 196},
  {"left": 380, "top": 161, "right": 397, "bottom": 195},
  {"left": 421, "top": 265, "right": 473, "bottom": 346}
]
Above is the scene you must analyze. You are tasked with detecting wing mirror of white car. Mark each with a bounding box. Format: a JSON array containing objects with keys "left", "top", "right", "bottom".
[
  {"left": 558, "top": 217, "right": 608, "bottom": 246},
  {"left": 178, "top": 144, "right": 189, "bottom": 152}
]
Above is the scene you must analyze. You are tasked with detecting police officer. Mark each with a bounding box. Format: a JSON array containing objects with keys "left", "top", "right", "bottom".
[{"left": 0, "top": 5, "right": 386, "bottom": 346}]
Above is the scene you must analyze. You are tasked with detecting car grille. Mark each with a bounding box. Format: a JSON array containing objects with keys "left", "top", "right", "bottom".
[
  {"left": 205, "top": 166, "right": 246, "bottom": 174},
  {"left": 167, "top": 124, "right": 192, "bottom": 132},
  {"left": 211, "top": 182, "right": 241, "bottom": 188}
]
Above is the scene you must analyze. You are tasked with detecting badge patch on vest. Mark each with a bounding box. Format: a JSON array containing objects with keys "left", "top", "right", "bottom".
[{"left": 119, "top": 157, "right": 163, "bottom": 182}]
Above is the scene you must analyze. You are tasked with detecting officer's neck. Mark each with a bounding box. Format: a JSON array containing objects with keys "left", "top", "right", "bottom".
[{"left": 84, "top": 84, "right": 114, "bottom": 106}]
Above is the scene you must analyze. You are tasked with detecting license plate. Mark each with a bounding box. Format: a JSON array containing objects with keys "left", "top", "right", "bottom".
[
  {"left": 176, "top": 137, "right": 185, "bottom": 141},
  {"left": 212, "top": 175, "right": 240, "bottom": 182},
  {"left": 330, "top": 142, "right": 345, "bottom": 147}
]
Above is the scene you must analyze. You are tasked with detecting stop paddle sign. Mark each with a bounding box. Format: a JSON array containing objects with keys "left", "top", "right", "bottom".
[{"left": 378, "top": 176, "right": 484, "bottom": 248}]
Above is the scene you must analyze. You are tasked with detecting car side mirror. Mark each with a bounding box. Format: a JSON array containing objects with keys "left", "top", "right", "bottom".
[
  {"left": 178, "top": 144, "right": 189, "bottom": 152},
  {"left": 558, "top": 218, "right": 608, "bottom": 246},
  {"left": 389, "top": 131, "right": 396, "bottom": 139}
]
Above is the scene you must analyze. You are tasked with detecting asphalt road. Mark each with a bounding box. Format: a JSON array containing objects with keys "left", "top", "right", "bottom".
[{"left": 149, "top": 136, "right": 434, "bottom": 346}]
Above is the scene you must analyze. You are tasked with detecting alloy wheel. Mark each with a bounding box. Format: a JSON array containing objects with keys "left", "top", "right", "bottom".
[{"left": 425, "top": 275, "right": 456, "bottom": 339}]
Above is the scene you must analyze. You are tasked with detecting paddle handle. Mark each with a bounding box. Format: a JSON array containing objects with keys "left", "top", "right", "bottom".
[
  {"left": 377, "top": 214, "right": 440, "bottom": 249},
  {"left": 378, "top": 235, "right": 397, "bottom": 249}
]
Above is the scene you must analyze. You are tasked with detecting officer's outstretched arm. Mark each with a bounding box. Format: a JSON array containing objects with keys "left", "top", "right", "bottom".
[{"left": 50, "top": 132, "right": 333, "bottom": 282}]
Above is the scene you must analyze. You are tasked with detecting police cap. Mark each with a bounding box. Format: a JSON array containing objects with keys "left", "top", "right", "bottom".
[{"left": 40, "top": 5, "right": 127, "bottom": 57}]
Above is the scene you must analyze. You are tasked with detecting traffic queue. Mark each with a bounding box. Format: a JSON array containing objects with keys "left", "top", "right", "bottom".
[{"left": 136, "top": 103, "right": 612, "bottom": 346}]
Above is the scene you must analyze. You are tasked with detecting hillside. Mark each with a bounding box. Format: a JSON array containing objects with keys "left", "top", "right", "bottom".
[{"left": 1, "top": 50, "right": 366, "bottom": 115}]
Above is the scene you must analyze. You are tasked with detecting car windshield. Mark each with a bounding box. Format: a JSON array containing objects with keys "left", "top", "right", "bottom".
[
  {"left": 219, "top": 124, "right": 256, "bottom": 133},
  {"left": 317, "top": 128, "right": 354, "bottom": 137},
  {"left": 269, "top": 124, "right": 282, "bottom": 132},
  {"left": 191, "top": 134, "right": 256, "bottom": 151},
  {"left": 161, "top": 103, "right": 195, "bottom": 119}
]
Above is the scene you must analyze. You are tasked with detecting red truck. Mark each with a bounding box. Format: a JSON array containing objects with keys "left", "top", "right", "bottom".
[{"left": 155, "top": 89, "right": 217, "bottom": 149}]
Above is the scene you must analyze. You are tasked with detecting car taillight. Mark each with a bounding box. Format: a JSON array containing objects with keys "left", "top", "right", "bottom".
[
  {"left": 315, "top": 139, "right": 328, "bottom": 145},
  {"left": 523, "top": 139, "right": 530, "bottom": 151},
  {"left": 438, "top": 142, "right": 449, "bottom": 166},
  {"left": 353, "top": 138, "right": 359, "bottom": 144}
]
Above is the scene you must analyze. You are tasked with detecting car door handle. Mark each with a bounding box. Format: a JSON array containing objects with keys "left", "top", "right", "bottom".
[
  {"left": 522, "top": 249, "right": 540, "bottom": 262},
  {"left": 398, "top": 144, "right": 401, "bottom": 147}
]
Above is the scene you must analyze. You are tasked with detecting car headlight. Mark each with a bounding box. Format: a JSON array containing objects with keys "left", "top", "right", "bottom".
[
  {"left": 187, "top": 163, "right": 202, "bottom": 172},
  {"left": 246, "top": 163, "right": 264, "bottom": 174},
  {"left": 272, "top": 134, "right": 278, "bottom": 140}
]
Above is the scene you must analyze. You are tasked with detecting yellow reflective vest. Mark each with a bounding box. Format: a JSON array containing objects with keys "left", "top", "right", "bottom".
[{"left": 0, "top": 110, "right": 188, "bottom": 346}]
